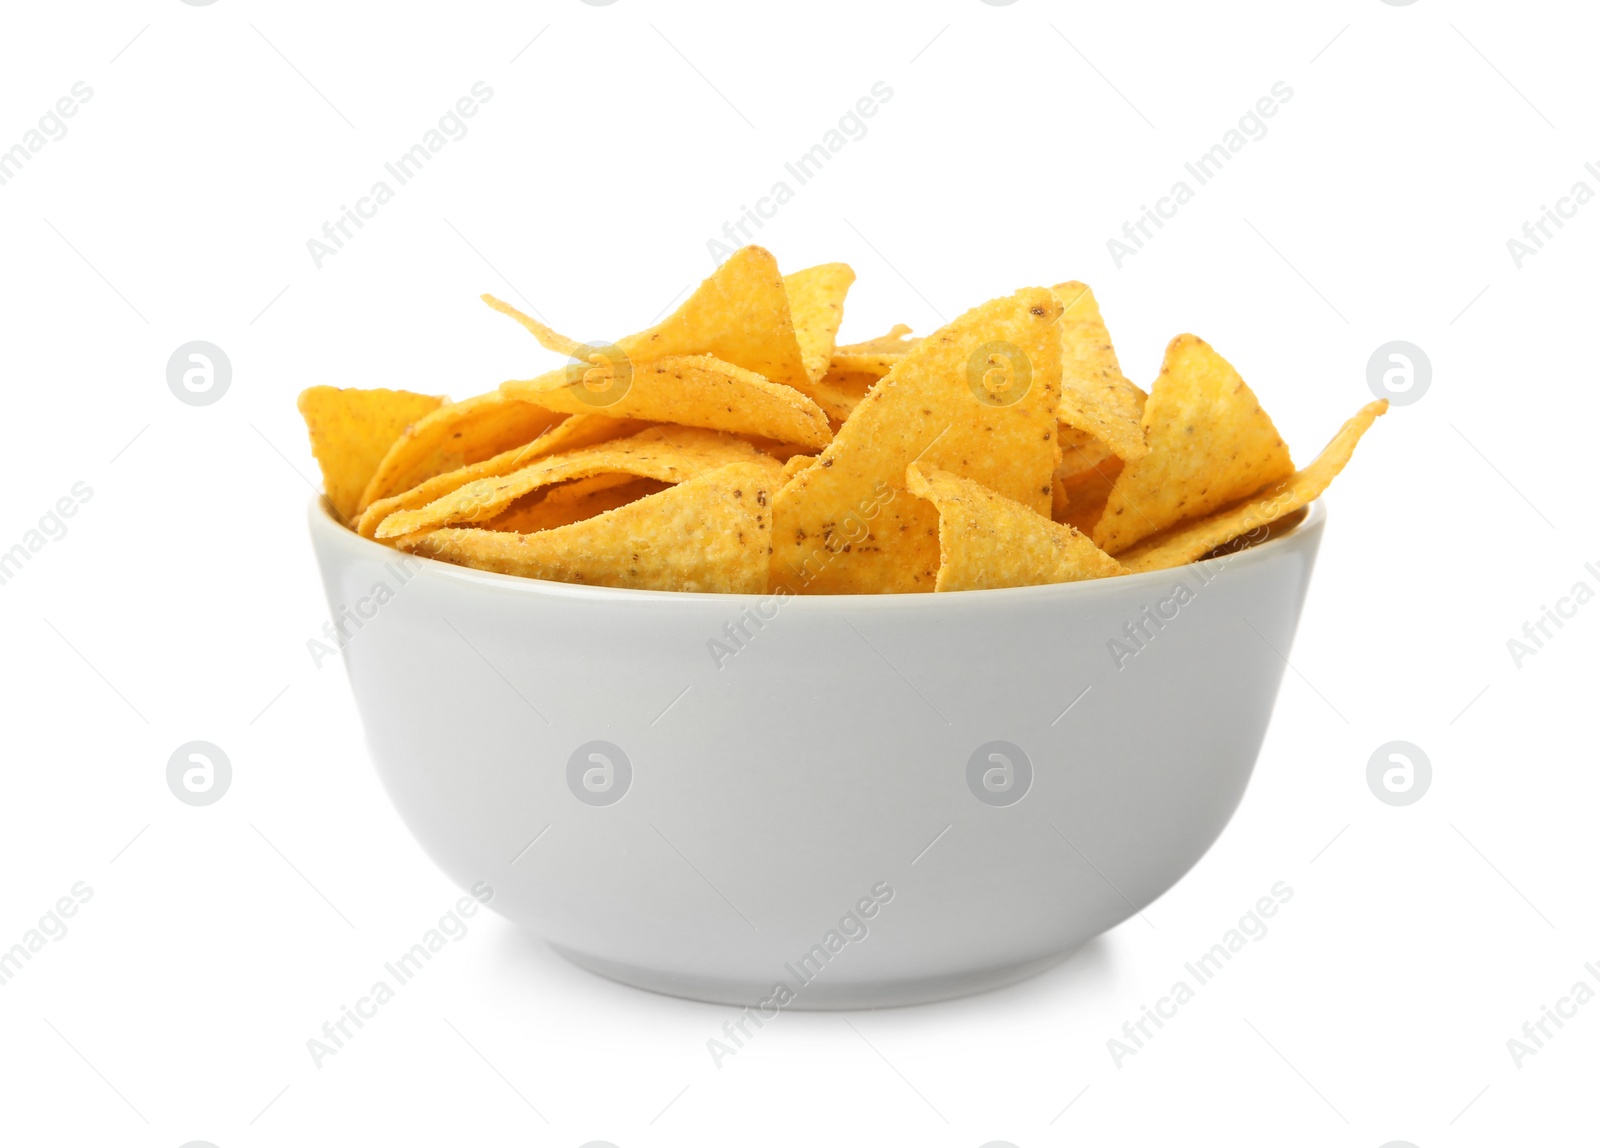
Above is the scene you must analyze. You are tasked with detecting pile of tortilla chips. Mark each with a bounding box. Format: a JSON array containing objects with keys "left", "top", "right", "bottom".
[{"left": 299, "top": 246, "right": 1386, "bottom": 594}]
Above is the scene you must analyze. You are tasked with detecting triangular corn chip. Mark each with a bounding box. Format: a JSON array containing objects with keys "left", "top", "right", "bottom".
[
  {"left": 784, "top": 263, "right": 855, "bottom": 385},
  {"left": 807, "top": 367, "right": 876, "bottom": 423},
  {"left": 1119, "top": 400, "right": 1388, "bottom": 572},
  {"left": 837, "top": 324, "right": 917, "bottom": 355},
  {"left": 771, "top": 288, "right": 1063, "bottom": 594},
  {"left": 480, "top": 294, "right": 583, "bottom": 358},
  {"left": 375, "top": 426, "right": 765, "bottom": 538},
  {"left": 357, "top": 392, "right": 564, "bottom": 513},
  {"left": 1093, "top": 334, "right": 1293, "bottom": 554},
  {"left": 501, "top": 354, "right": 831, "bottom": 447},
  {"left": 402, "top": 460, "right": 782, "bottom": 593},
  {"left": 482, "top": 476, "right": 669, "bottom": 534},
  {"left": 906, "top": 464, "right": 1124, "bottom": 591},
  {"left": 297, "top": 386, "right": 444, "bottom": 522},
  {"left": 1051, "top": 282, "right": 1149, "bottom": 463},
  {"left": 357, "top": 414, "right": 645, "bottom": 537},
  {"left": 618, "top": 246, "right": 809, "bottom": 390}
]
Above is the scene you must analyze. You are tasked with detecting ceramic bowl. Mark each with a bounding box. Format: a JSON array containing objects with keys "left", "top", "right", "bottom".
[{"left": 309, "top": 498, "right": 1323, "bottom": 1008}]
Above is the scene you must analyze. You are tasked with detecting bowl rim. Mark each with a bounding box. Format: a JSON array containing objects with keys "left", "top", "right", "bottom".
[{"left": 309, "top": 495, "right": 1324, "bottom": 608}]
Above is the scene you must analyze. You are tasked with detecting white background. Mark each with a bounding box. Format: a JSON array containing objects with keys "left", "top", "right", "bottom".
[{"left": 1, "top": 1, "right": 1596, "bottom": 1145}]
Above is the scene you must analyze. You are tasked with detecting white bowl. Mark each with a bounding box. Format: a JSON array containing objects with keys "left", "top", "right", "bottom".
[{"left": 309, "top": 498, "right": 1324, "bottom": 1008}]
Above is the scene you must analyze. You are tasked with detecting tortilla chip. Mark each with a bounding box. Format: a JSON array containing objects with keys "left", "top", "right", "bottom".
[
  {"left": 480, "top": 294, "right": 583, "bottom": 358},
  {"left": 837, "top": 324, "right": 917, "bottom": 354},
  {"left": 502, "top": 353, "right": 830, "bottom": 447},
  {"left": 1052, "top": 282, "right": 1148, "bottom": 464},
  {"left": 906, "top": 464, "right": 1124, "bottom": 591},
  {"left": 1119, "top": 400, "right": 1388, "bottom": 572},
  {"left": 770, "top": 288, "right": 1063, "bottom": 594},
  {"left": 1093, "top": 334, "right": 1293, "bottom": 554},
  {"left": 482, "top": 476, "right": 670, "bottom": 534},
  {"left": 375, "top": 426, "right": 764, "bottom": 538},
  {"left": 403, "top": 460, "right": 781, "bottom": 593},
  {"left": 297, "top": 387, "right": 445, "bottom": 523},
  {"left": 1055, "top": 456, "right": 1124, "bottom": 535},
  {"left": 357, "top": 414, "right": 644, "bottom": 537},
  {"left": 357, "top": 392, "right": 565, "bottom": 513},
  {"left": 784, "top": 263, "right": 855, "bottom": 385},
  {"left": 618, "top": 246, "right": 808, "bottom": 391},
  {"left": 806, "top": 367, "right": 876, "bottom": 423}
]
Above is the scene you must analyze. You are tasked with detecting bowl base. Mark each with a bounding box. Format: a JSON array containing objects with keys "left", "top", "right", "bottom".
[{"left": 547, "top": 942, "right": 1078, "bottom": 1009}]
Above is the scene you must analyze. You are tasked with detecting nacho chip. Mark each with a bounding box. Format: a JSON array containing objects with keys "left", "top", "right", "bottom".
[
  {"left": 403, "top": 460, "right": 781, "bottom": 593},
  {"left": 771, "top": 288, "right": 1063, "bottom": 594},
  {"left": 807, "top": 367, "right": 877, "bottom": 423},
  {"left": 906, "top": 464, "right": 1124, "bottom": 591},
  {"left": 621, "top": 246, "right": 809, "bottom": 391},
  {"left": 375, "top": 426, "right": 764, "bottom": 538},
  {"left": 781, "top": 454, "right": 816, "bottom": 482},
  {"left": 480, "top": 294, "right": 583, "bottom": 358},
  {"left": 1055, "top": 456, "right": 1124, "bottom": 535},
  {"left": 297, "top": 387, "right": 445, "bottom": 522},
  {"left": 502, "top": 353, "right": 830, "bottom": 447},
  {"left": 1119, "top": 400, "right": 1388, "bottom": 572},
  {"left": 837, "top": 324, "right": 917, "bottom": 355},
  {"left": 1093, "top": 334, "right": 1293, "bottom": 555},
  {"left": 1051, "top": 282, "right": 1148, "bottom": 464},
  {"left": 784, "top": 263, "right": 855, "bottom": 385},
  {"left": 357, "top": 392, "right": 564, "bottom": 513},
  {"left": 356, "top": 414, "right": 645, "bottom": 538},
  {"left": 483, "top": 476, "right": 670, "bottom": 534}
]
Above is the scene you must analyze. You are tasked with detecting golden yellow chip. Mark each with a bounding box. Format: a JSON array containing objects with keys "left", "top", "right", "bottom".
[
  {"left": 375, "top": 426, "right": 764, "bottom": 538},
  {"left": 828, "top": 325, "right": 917, "bottom": 380},
  {"left": 1052, "top": 282, "right": 1148, "bottom": 463},
  {"left": 297, "top": 387, "right": 444, "bottom": 523},
  {"left": 906, "top": 464, "right": 1124, "bottom": 591},
  {"left": 806, "top": 367, "right": 876, "bottom": 423},
  {"left": 837, "top": 324, "right": 917, "bottom": 354},
  {"left": 784, "top": 263, "right": 855, "bottom": 385},
  {"left": 402, "top": 460, "right": 781, "bottom": 593},
  {"left": 357, "top": 414, "right": 645, "bottom": 538},
  {"left": 1119, "top": 400, "right": 1388, "bottom": 572},
  {"left": 502, "top": 353, "right": 830, "bottom": 447},
  {"left": 1054, "top": 457, "right": 1124, "bottom": 535},
  {"left": 480, "top": 294, "right": 583, "bottom": 358},
  {"left": 619, "top": 246, "right": 809, "bottom": 390},
  {"left": 771, "top": 288, "right": 1063, "bottom": 594},
  {"left": 1057, "top": 423, "right": 1119, "bottom": 479},
  {"left": 483, "top": 476, "right": 670, "bottom": 534},
  {"left": 357, "top": 392, "right": 564, "bottom": 513},
  {"left": 1093, "top": 334, "right": 1293, "bottom": 555}
]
